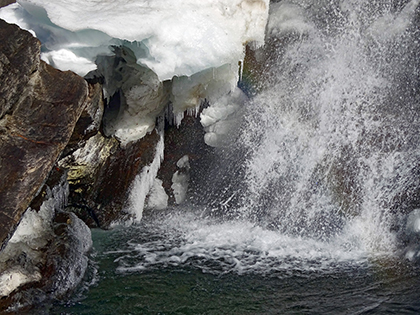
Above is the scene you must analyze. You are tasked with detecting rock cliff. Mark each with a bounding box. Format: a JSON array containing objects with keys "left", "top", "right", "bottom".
[{"left": 0, "top": 19, "right": 88, "bottom": 250}]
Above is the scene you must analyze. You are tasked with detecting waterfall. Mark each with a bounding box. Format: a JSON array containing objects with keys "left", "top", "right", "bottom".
[
  {"left": 234, "top": 0, "right": 420, "bottom": 251},
  {"left": 117, "top": 0, "right": 420, "bottom": 274}
]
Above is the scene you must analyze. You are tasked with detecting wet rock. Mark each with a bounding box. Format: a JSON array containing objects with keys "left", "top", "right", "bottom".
[
  {"left": 51, "top": 77, "right": 163, "bottom": 227},
  {"left": 59, "top": 129, "right": 161, "bottom": 227},
  {"left": 0, "top": 179, "right": 92, "bottom": 313},
  {"left": 155, "top": 113, "right": 212, "bottom": 206},
  {"left": 62, "top": 82, "right": 104, "bottom": 158},
  {"left": 0, "top": 1, "right": 14, "bottom": 9},
  {"left": 0, "top": 20, "right": 88, "bottom": 250}
]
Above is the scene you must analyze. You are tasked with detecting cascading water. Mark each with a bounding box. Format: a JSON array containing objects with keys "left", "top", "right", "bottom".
[
  {"left": 51, "top": 0, "right": 420, "bottom": 313},
  {"left": 105, "top": 0, "right": 420, "bottom": 273},
  {"left": 237, "top": 0, "right": 420, "bottom": 251}
]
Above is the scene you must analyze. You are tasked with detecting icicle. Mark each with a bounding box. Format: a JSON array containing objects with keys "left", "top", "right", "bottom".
[{"left": 126, "top": 131, "right": 165, "bottom": 221}]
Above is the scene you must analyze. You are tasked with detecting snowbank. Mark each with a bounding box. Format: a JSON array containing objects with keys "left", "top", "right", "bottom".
[
  {"left": 0, "top": 0, "right": 269, "bottom": 144},
  {"left": 0, "top": 0, "right": 269, "bottom": 80}
]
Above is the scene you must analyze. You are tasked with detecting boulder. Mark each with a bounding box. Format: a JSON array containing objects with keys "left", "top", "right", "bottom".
[
  {"left": 56, "top": 82, "right": 162, "bottom": 227},
  {"left": 59, "top": 128, "right": 161, "bottom": 227},
  {"left": 0, "top": 177, "right": 92, "bottom": 312},
  {"left": 0, "top": 20, "right": 88, "bottom": 250}
]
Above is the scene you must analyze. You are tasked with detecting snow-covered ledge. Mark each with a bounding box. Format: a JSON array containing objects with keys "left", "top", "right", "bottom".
[{"left": 0, "top": 0, "right": 269, "bottom": 145}]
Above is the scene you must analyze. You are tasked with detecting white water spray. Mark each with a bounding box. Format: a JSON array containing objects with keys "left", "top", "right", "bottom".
[{"left": 108, "top": 0, "right": 420, "bottom": 275}]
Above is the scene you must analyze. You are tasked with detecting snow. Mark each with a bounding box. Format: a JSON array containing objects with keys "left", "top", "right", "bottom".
[
  {"left": 0, "top": 0, "right": 269, "bottom": 144},
  {"left": 41, "top": 49, "right": 97, "bottom": 77},
  {"left": 0, "top": 0, "right": 269, "bottom": 80}
]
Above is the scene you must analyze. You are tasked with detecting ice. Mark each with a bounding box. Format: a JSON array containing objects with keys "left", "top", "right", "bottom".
[
  {"left": 127, "top": 131, "right": 165, "bottom": 221},
  {"left": 171, "top": 64, "right": 238, "bottom": 120},
  {"left": 0, "top": 0, "right": 269, "bottom": 144},
  {"left": 200, "top": 87, "right": 247, "bottom": 147},
  {"left": 171, "top": 155, "right": 190, "bottom": 205},
  {"left": 0, "top": 0, "right": 269, "bottom": 80},
  {"left": 145, "top": 178, "right": 168, "bottom": 210}
]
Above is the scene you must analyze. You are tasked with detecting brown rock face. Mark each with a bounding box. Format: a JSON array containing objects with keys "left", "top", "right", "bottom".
[
  {"left": 0, "top": 0, "right": 15, "bottom": 9},
  {"left": 0, "top": 20, "right": 88, "bottom": 250},
  {"left": 0, "top": 19, "right": 40, "bottom": 119},
  {"left": 60, "top": 129, "right": 161, "bottom": 227},
  {"left": 56, "top": 80, "right": 162, "bottom": 227}
]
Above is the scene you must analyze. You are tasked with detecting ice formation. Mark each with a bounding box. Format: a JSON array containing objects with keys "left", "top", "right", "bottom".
[
  {"left": 0, "top": 0, "right": 269, "bottom": 80},
  {"left": 127, "top": 132, "right": 165, "bottom": 221},
  {"left": 145, "top": 178, "right": 168, "bottom": 210},
  {"left": 171, "top": 155, "right": 191, "bottom": 204},
  {"left": 200, "top": 87, "right": 247, "bottom": 147},
  {"left": 0, "top": 0, "right": 269, "bottom": 144}
]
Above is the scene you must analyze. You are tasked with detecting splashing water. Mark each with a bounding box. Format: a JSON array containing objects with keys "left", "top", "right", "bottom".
[
  {"left": 239, "top": 0, "right": 420, "bottom": 250},
  {"left": 92, "top": 0, "right": 420, "bottom": 278}
]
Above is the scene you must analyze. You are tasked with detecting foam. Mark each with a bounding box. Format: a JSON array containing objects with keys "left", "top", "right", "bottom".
[{"left": 113, "top": 212, "right": 374, "bottom": 276}]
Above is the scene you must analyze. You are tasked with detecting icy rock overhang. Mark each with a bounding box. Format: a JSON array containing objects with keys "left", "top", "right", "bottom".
[{"left": 0, "top": 0, "right": 269, "bottom": 144}]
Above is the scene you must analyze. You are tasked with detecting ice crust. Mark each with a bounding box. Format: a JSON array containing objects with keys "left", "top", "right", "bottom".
[
  {"left": 0, "top": 0, "right": 269, "bottom": 80},
  {"left": 0, "top": 0, "right": 269, "bottom": 145},
  {"left": 127, "top": 131, "right": 165, "bottom": 221}
]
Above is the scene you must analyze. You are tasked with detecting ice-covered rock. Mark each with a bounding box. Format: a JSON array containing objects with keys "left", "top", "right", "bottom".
[
  {"left": 127, "top": 131, "right": 165, "bottom": 221},
  {"left": 0, "top": 0, "right": 269, "bottom": 144},
  {"left": 88, "top": 46, "right": 169, "bottom": 145},
  {"left": 0, "top": 0, "right": 269, "bottom": 80},
  {"left": 59, "top": 128, "right": 164, "bottom": 227},
  {"left": 0, "top": 179, "right": 92, "bottom": 311},
  {"left": 171, "top": 155, "right": 191, "bottom": 205}
]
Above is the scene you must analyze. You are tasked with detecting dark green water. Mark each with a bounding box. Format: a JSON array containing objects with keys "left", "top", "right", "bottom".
[
  {"left": 47, "top": 221, "right": 420, "bottom": 315},
  {"left": 38, "top": 1, "right": 420, "bottom": 313}
]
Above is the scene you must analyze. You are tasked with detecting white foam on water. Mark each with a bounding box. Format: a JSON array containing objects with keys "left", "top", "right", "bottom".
[{"left": 112, "top": 211, "right": 383, "bottom": 276}]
